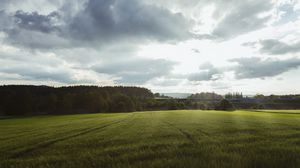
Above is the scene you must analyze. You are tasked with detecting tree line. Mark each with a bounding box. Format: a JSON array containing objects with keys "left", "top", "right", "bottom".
[
  {"left": 0, "top": 85, "right": 236, "bottom": 116},
  {"left": 1, "top": 85, "right": 298, "bottom": 116},
  {"left": 0, "top": 85, "right": 154, "bottom": 115}
]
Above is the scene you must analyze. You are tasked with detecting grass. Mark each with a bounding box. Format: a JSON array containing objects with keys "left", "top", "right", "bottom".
[{"left": 1, "top": 110, "right": 300, "bottom": 168}]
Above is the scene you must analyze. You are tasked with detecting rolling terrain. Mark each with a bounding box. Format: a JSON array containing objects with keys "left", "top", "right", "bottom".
[{"left": 1, "top": 110, "right": 300, "bottom": 168}]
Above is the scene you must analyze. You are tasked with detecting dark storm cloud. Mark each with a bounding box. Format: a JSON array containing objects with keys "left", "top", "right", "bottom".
[
  {"left": 1, "top": 0, "right": 276, "bottom": 47},
  {"left": 259, "top": 39, "right": 300, "bottom": 55},
  {"left": 5, "top": 29, "right": 70, "bottom": 49},
  {"left": 1, "top": 0, "right": 193, "bottom": 49},
  {"left": 212, "top": 0, "right": 272, "bottom": 39},
  {"left": 92, "top": 58, "right": 176, "bottom": 84},
  {"left": 14, "top": 10, "right": 60, "bottom": 33},
  {"left": 230, "top": 57, "right": 300, "bottom": 79},
  {"left": 0, "top": 10, "right": 69, "bottom": 49},
  {"left": 68, "top": 0, "right": 192, "bottom": 43}
]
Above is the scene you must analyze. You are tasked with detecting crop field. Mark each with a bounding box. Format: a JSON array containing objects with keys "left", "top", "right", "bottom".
[{"left": 1, "top": 110, "right": 300, "bottom": 168}]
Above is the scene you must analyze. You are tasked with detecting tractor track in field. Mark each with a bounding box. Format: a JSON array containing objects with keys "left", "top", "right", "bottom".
[
  {"left": 0, "top": 126, "right": 65, "bottom": 142},
  {"left": 163, "top": 121, "right": 198, "bottom": 145},
  {"left": 0, "top": 118, "right": 115, "bottom": 142},
  {"left": 10, "top": 114, "right": 135, "bottom": 159},
  {"left": 196, "top": 128, "right": 210, "bottom": 137}
]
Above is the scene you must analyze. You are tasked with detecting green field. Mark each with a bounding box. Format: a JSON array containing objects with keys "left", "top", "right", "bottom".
[{"left": 1, "top": 110, "right": 300, "bottom": 168}]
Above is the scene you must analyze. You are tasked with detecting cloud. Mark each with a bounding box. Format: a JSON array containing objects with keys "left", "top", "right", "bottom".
[
  {"left": 92, "top": 58, "right": 176, "bottom": 84},
  {"left": 259, "top": 39, "right": 300, "bottom": 55},
  {"left": 242, "top": 41, "right": 257, "bottom": 47},
  {"left": 0, "top": 60, "right": 112, "bottom": 84},
  {"left": 0, "top": 0, "right": 11, "bottom": 10},
  {"left": 0, "top": 0, "right": 190, "bottom": 85},
  {"left": 14, "top": 10, "right": 60, "bottom": 33},
  {"left": 0, "top": 10, "right": 14, "bottom": 29},
  {"left": 152, "top": 0, "right": 275, "bottom": 41},
  {"left": 0, "top": 47, "right": 111, "bottom": 84},
  {"left": 0, "top": 0, "right": 280, "bottom": 48},
  {"left": 188, "top": 56, "right": 300, "bottom": 82},
  {"left": 1, "top": 0, "right": 194, "bottom": 49},
  {"left": 212, "top": 0, "right": 273, "bottom": 39},
  {"left": 5, "top": 29, "right": 70, "bottom": 49},
  {"left": 198, "top": 62, "right": 214, "bottom": 70},
  {"left": 0, "top": 10, "right": 69, "bottom": 49},
  {"left": 188, "top": 62, "right": 222, "bottom": 81},
  {"left": 0, "top": 65, "right": 75, "bottom": 83},
  {"left": 69, "top": 0, "right": 192, "bottom": 43},
  {"left": 0, "top": 0, "right": 66, "bottom": 12},
  {"left": 230, "top": 57, "right": 300, "bottom": 79}
]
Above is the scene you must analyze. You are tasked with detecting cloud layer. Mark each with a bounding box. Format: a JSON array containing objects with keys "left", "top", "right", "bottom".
[{"left": 0, "top": 0, "right": 300, "bottom": 94}]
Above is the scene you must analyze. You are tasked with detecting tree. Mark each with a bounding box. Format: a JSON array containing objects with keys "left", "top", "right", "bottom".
[
  {"left": 57, "top": 94, "right": 73, "bottom": 113},
  {"left": 252, "top": 103, "right": 264, "bottom": 109},
  {"left": 216, "top": 99, "right": 235, "bottom": 111},
  {"left": 109, "top": 94, "right": 135, "bottom": 112},
  {"left": 13, "top": 89, "right": 33, "bottom": 115}
]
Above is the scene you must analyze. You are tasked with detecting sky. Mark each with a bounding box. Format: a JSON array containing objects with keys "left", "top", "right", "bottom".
[{"left": 0, "top": 0, "right": 300, "bottom": 95}]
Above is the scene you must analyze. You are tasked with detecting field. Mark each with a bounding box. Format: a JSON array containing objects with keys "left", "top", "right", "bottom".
[{"left": 1, "top": 110, "right": 300, "bottom": 168}]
